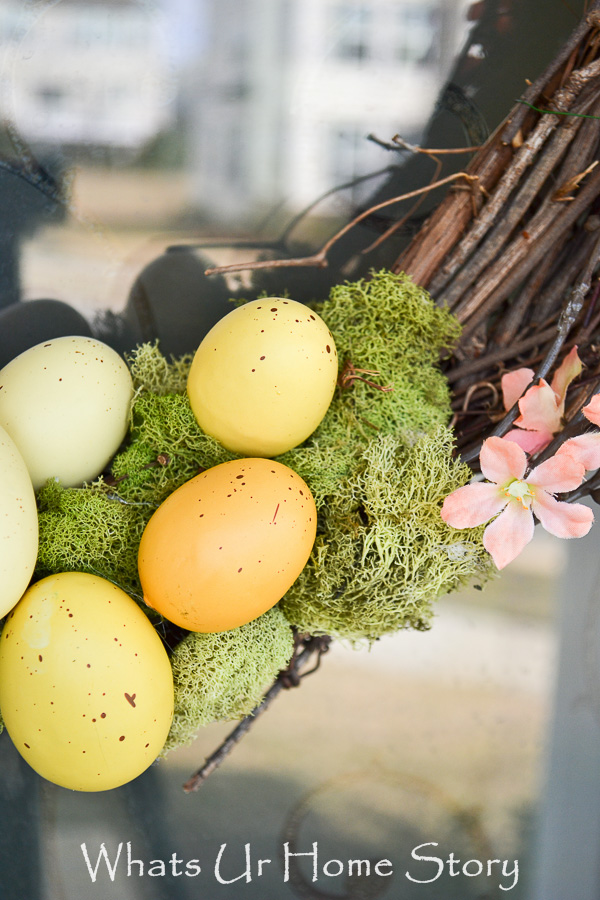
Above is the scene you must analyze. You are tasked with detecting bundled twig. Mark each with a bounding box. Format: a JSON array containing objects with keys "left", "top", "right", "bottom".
[{"left": 393, "top": 3, "right": 600, "bottom": 471}]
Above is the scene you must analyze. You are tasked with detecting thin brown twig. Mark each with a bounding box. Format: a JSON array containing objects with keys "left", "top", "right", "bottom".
[
  {"left": 478, "top": 233, "right": 600, "bottom": 454},
  {"left": 182, "top": 636, "right": 331, "bottom": 793},
  {"left": 360, "top": 153, "right": 443, "bottom": 256},
  {"left": 387, "top": 134, "right": 482, "bottom": 155},
  {"left": 444, "top": 326, "right": 559, "bottom": 383},
  {"left": 203, "top": 171, "right": 483, "bottom": 278},
  {"left": 433, "top": 95, "right": 595, "bottom": 303}
]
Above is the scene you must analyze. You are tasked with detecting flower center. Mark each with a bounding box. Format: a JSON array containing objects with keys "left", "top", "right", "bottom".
[{"left": 505, "top": 478, "right": 534, "bottom": 508}]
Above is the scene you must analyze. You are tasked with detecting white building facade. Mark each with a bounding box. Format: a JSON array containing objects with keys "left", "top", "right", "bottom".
[
  {"left": 192, "top": 0, "right": 469, "bottom": 223},
  {"left": 0, "top": 0, "right": 174, "bottom": 153}
]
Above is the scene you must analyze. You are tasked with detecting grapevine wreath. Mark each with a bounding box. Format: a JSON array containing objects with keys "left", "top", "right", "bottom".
[{"left": 2, "top": 3, "right": 600, "bottom": 793}]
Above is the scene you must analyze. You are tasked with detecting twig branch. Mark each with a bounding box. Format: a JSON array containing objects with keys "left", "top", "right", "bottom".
[
  {"left": 203, "top": 172, "right": 482, "bottom": 278},
  {"left": 183, "top": 635, "right": 331, "bottom": 793}
]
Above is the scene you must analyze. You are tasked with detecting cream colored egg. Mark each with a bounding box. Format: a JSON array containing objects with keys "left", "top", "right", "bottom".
[
  {"left": 187, "top": 298, "right": 338, "bottom": 457},
  {"left": 0, "top": 425, "right": 38, "bottom": 617},
  {"left": 0, "top": 572, "right": 174, "bottom": 792},
  {"left": 0, "top": 336, "right": 134, "bottom": 489}
]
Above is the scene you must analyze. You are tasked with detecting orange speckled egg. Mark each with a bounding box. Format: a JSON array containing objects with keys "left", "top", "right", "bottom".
[{"left": 138, "top": 458, "right": 317, "bottom": 632}]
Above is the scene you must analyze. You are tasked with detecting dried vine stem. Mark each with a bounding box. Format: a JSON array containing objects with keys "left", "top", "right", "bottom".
[
  {"left": 471, "top": 234, "right": 600, "bottom": 454},
  {"left": 394, "top": 5, "right": 600, "bottom": 286},
  {"left": 433, "top": 94, "right": 600, "bottom": 306},
  {"left": 203, "top": 171, "right": 483, "bottom": 278},
  {"left": 183, "top": 635, "right": 331, "bottom": 793}
]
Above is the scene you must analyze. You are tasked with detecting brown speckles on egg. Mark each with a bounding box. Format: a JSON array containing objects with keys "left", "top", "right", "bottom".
[{"left": 137, "top": 457, "right": 317, "bottom": 632}]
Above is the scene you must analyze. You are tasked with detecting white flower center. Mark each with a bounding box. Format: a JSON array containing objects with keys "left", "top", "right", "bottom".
[{"left": 505, "top": 479, "right": 533, "bottom": 508}]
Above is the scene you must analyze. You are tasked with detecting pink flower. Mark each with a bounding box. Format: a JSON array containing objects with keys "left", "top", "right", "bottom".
[
  {"left": 441, "top": 435, "right": 593, "bottom": 570},
  {"left": 555, "top": 392, "right": 600, "bottom": 470},
  {"left": 501, "top": 347, "right": 582, "bottom": 453}
]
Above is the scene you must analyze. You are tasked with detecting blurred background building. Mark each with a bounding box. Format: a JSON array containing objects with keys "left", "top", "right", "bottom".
[
  {"left": 0, "top": 0, "right": 470, "bottom": 225},
  {"left": 0, "top": 0, "right": 177, "bottom": 155},
  {"left": 192, "top": 0, "right": 470, "bottom": 222}
]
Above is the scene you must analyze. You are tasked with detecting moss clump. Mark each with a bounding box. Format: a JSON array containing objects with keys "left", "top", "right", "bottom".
[
  {"left": 280, "top": 429, "right": 491, "bottom": 642},
  {"left": 163, "top": 606, "right": 294, "bottom": 753},
  {"left": 35, "top": 479, "right": 150, "bottom": 599},
  {"left": 127, "top": 341, "right": 193, "bottom": 395},
  {"left": 108, "top": 392, "right": 237, "bottom": 505},
  {"left": 276, "top": 269, "right": 460, "bottom": 506}
]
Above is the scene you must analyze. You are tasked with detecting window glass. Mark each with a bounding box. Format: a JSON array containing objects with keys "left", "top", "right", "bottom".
[{"left": 0, "top": 3, "right": 587, "bottom": 899}]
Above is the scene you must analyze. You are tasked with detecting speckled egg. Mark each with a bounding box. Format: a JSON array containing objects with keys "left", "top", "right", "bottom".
[
  {"left": 0, "top": 424, "right": 38, "bottom": 618},
  {"left": 138, "top": 458, "right": 317, "bottom": 632},
  {"left": 186, "top": 297, "right": 338, "bottom": 456},
  {"left": 0, "top": 572, "right": 174, "bottom": 792},
  {"left": 0, "top": 336, "right": 134, "bottom": 489}
]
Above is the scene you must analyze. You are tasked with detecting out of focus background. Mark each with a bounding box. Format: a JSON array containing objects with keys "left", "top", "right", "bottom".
[{"left": 1, "top": 2, "right": 599, "bottom": 899}]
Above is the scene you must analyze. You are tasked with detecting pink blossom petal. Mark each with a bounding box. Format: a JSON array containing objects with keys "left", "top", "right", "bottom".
[
  {"left": 582, "top": 394, "right": 600, "bottom": 427},
  {"left": 483, "top": 502, "right": 535, "bottom": 569},
  {"left": 556, "top": 433, "right": 600, "bottom": 471},
  {"left": 531, "top": 490, "right": 593, "bottom": 539},
  {"left": 514, "top": 381, "right": 562, "bottom": 434},
  {"left": 441, "top": 483, "right": 507, "bottom": 529},
  {"left": 502, "top": 367, "right": 535, "bottom": 411},
  {"left": 527, "top": 454, "right": 585, "bottom": 493},
  {"left": 503, "top": 427, "right": 553, "bottom": 455},
  {"left": 550, "top": 346, "right": 582, "bottom": 409},
  {"left": 479, "top": 436, "right": 527, "bottom": 484}
]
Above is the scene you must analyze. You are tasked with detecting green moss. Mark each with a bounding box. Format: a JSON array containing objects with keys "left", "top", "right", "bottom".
[
  {"left": 276, "top": 269, "right": 460, "bottom": 506},
  {"left": 35, "top": 479, "right": 150, "bottom": 599},
  {"left": 109, "top": 393, "right": 236, "bottom": 505},
  {"left": 317, "top": 268, "right": 460, "bottom": 437},
  {"left": 281, "top": 429, "right": 491, "bottom": 642},
  {"left": 127, "top": 341, "right": 193, "bottom": 395},
  {"left": 163, "top": 606, "right": 294, "bottom": 753}
]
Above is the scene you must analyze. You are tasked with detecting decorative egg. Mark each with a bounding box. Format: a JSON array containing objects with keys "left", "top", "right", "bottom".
[
  {"left": 138, "top": 458, "right": 317, "bottom": 632},
  {"left": 186, "top": 297, "right": 338, "bottom": 456},
  {"left": 0, "top": 336, "right": 134, "bottom": 489},
  {"left": 0, "top": 425, "right": 38, "bottom": 618},
  {"left": 0, "top": 572, "right": 174, "bottom": 792}
]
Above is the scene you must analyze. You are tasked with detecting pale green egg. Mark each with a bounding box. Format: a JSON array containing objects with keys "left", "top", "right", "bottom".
[{"left": 0, "top": 336, "right": 133, "bottom": 489}]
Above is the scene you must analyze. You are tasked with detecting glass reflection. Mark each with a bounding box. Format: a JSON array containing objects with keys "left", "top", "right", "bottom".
[{"left": 0, "top": 2, "right": 586, "bottom": 899}]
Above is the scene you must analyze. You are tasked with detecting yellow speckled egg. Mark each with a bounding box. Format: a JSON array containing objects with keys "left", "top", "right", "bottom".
[
  {"left": 187, "top": 297, "right": 338, "bottom": 456},
  {"left": 0, "top": 425, "right": 38, "bottom": 618},
  {"left": 138, "top": 458, "right": 317, "bottom": 632},
  {"left": 0, "top": 573, "right": 174, "bottom": 792},
  {"left": 0, "top": 336, "right": 134, "bottom": 489}
]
